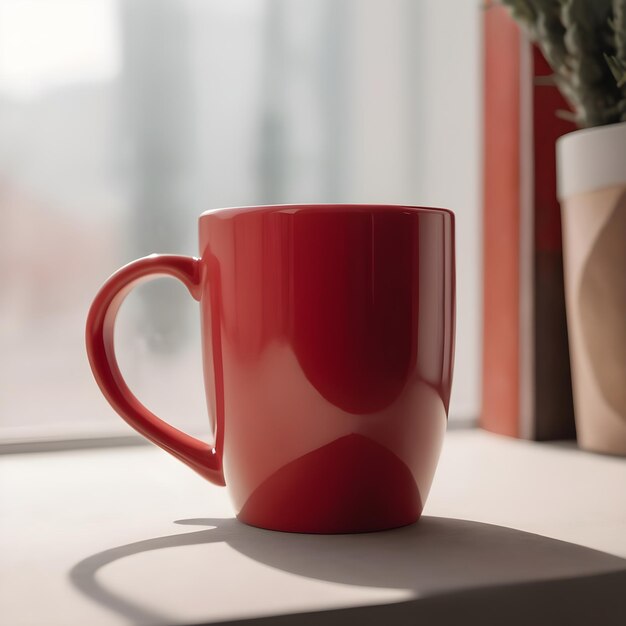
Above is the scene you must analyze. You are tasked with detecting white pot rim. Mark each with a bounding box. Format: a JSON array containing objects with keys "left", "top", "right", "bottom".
[{"left": 556, "top": 120, "right": 626, "bottom": 201}]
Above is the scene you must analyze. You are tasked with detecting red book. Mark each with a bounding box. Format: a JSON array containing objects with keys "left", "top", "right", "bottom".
[{"left": 481, "top": 5, "right": 575, "bottom": 439}]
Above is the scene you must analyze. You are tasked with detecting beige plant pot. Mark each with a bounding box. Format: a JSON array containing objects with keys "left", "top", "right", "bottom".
[{"left": 557, "top": 122, "right": 626, "bottom": 455}]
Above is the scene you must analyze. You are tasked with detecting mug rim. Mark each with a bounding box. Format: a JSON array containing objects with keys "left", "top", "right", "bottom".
[{"left": 200, "top": 203, "right": 455, "bottom": 220}]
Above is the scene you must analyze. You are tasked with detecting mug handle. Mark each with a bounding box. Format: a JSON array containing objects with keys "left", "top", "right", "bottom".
[{"left": 85, "top": 254, "right": 225, "bottom": 486}]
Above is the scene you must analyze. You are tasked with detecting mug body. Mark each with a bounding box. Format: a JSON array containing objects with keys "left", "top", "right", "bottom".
[{"left": 199, "top": 205, "right": 455, "bottom": 533}]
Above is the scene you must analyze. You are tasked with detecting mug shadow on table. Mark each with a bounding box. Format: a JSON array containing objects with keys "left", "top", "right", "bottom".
[{"left": 69, "top": 516, "right": 626, "bottom": 626}]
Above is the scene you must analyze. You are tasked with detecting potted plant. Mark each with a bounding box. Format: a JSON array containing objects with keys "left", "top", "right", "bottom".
[{"left": 501, "top": 0, "right": 626, "bottom": 455}]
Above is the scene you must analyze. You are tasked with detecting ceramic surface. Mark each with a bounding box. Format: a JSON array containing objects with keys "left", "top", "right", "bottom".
[{"left": 86, "top": 204, "right": 456, "bottom": 532}]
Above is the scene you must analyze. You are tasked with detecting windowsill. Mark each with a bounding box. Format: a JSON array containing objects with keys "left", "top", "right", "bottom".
[{"left": 1, "top": 429, "right": 625, "bottom": 625}]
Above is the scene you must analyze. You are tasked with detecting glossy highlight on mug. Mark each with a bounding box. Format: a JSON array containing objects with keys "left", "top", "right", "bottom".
[{"left": 86, "top": 204, "right": 455, "bottom": 533}]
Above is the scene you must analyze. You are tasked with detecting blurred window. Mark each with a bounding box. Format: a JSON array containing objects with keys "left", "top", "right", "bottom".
[{"left": 0, "top": 0, "right": 480, "bottom": 442}]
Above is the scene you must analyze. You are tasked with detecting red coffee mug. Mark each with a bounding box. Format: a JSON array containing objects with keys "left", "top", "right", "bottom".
[{"left": 86, "top": 204, "right": 455, "bottom": 533}]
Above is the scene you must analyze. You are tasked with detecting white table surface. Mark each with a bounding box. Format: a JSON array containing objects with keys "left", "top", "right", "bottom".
[{"left": 1, "top": 429, "right": 625, "bottom": 626}]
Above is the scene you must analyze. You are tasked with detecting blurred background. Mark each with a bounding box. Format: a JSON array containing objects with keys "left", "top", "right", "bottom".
[{"left": 0, "top": 0, "right": 480, "bottom": 442}]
